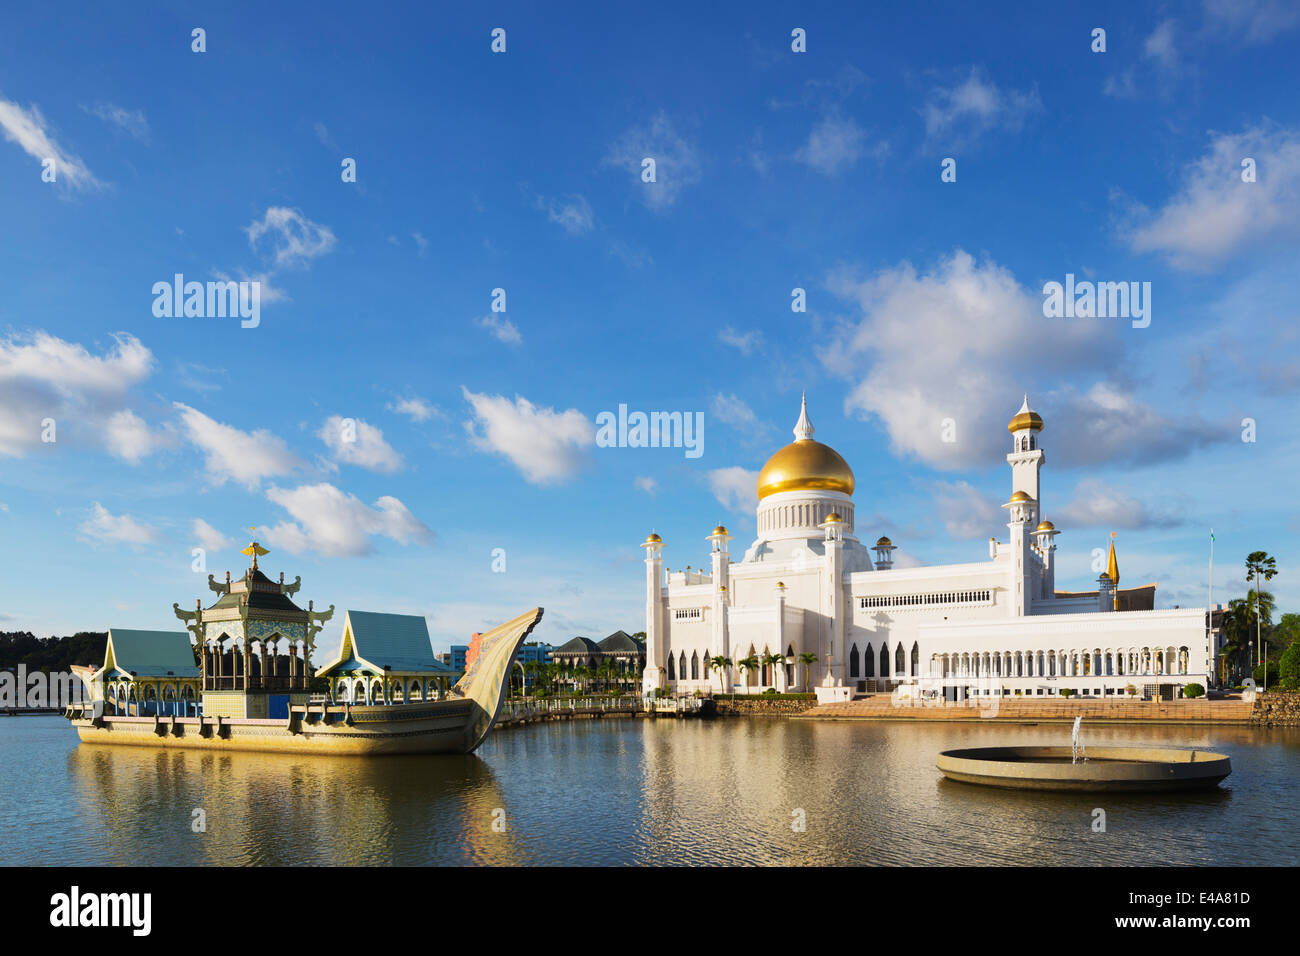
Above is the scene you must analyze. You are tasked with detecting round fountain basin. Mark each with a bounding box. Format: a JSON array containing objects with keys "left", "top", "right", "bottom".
[{"left": 936, "top": 746, "right": 1231, "bottom": 792}]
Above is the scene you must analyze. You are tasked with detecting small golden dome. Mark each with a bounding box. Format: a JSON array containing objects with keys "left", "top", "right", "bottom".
[
  {"left": 1009, "top": 490, "right": 1032, "bottom": 503},
  {"left": 776, "top": 581, "right": 785, "bottom": 588},
  {"left": 1007, "top": 395, "right": 1044, "bottom": 433},
  {"left": 643, "top": 532, "right": 662, "bottom": 544},
  {"left": 1035, "top": 520, "right": 1055, "bottom": 532},
  {"left": 824, "top": 512, "right": 842, "bottom": 523},
  {"left": 711, "top": 525, "right": 728, "bottom": 536},
  {"left": 875, "top": 536, "right": 892, "bottom": 547}
]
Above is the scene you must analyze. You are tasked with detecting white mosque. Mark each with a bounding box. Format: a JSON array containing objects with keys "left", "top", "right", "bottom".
[{"left": 641, "top": 396, "right": 1211, "bottom": 703}]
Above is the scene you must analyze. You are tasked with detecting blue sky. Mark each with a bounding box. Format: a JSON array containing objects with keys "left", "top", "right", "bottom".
[{"left": 1, "top": 0, "right": 1297, "bottom": 657}]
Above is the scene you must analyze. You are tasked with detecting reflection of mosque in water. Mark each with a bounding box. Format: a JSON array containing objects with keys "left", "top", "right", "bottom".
[{"left": 66, "top": 744, "right": 529, "bottom": 865}]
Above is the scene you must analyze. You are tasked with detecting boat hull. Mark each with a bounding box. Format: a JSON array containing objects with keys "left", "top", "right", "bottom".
[{"left": 67, "top": 700, "right": 481, "bottom": 756}]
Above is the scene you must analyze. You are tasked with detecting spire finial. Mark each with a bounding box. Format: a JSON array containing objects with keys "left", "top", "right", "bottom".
[
  {"left": 793, "top": 392, "right": 815, "bottom": 441},
  {"left": 240, "top": 527, "right": 270, "bottom": 570}
]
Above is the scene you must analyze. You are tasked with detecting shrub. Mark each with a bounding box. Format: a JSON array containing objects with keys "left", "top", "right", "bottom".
[
  {"left": 1059, "top": 688, "right": 1074, "bottom": 698},
  {"left": 761, "top": 687, "right": 778, "bottom": 697},
  {"left": 1182, "top": 683, "right": 1205, "bottom": 699},
  {"left": 1279, "top": 641, "right": 1300, "bottom": 691},
  {"left": 1252, "top": 660, "right": 1280, "bottom": 686},
  {"left": 1125, "top": 684, "right": 1137, "bottom": 696}
]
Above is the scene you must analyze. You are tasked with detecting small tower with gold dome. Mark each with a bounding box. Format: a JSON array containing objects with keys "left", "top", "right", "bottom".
[{"left": 1007, "top": 395, "right": 1045, "bottom": 525}]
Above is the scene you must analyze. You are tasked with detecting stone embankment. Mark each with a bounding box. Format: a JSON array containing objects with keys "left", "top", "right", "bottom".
[
  {"left": 714, "top": 697, "right": 818, "bottom": 717},
  {"left": 798, "top": 696, "right": 1254, "bottom": 725},
  {"left": 1250, "top": 691, "right": 1300, "bottom": 727}
]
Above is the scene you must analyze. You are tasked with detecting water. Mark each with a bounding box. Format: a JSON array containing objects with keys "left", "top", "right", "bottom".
[{"left": 3, "top": 715, "right": 1298, "bottom": 865}]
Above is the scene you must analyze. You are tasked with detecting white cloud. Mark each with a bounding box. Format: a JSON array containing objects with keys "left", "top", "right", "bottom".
[
  {"left": 0, "top": 96, "right": 100, "bottom": 191},
  {"left": 603, "top": 111, "right": 702, "bottom": 210},
  {"left": 104, "top": 409, "right": 158, "bottom": 464},
  {"left": 796, "top": 114, "right": 883, "bottom": 175},
  {"left": 711, "top": 393, "right": 770, "bottom": 441},
  {"left": 83, "top": 102, "right": 149, "bottom": 142},
  {"left": 388, "top": 396, "right": 441, "bottom": 422},
  {"left": 174, "top": 402, "right": 301, "bottom": 488},
  {"left": 319, "top": 415, "right": 403, "bottom": 473},
  {"left": 635, "top": 476, "right": 658, "bottom": 495},
  {"left": 1124, "top": 124, "right": 1300, "bottom": 269},
  {"left": 411, "top": 231, "right": 428, "bottom": 255},
  {"left": 718, "top": 326, "right": 764, "bottom": 355},
  {"left": 0, "top": 331, "right": 153, "bottom": 457},
  {"left": 708, "top": 466, "right": 759, "bottom": 513},
  {"left": 80, "top": 502, "right": 156, "bottom": 547},
  {"left": 1143, "top": 19, "right": 1180, "bottom": 71},
  {"left": 193, "top": 518, "right": 233, "bottom": 551},
  {"left": 462, "top": 388, "right": 592, "bottom": 484},
  {"left": 1047, "top": 382, "right": 1225, "bottom": 468},
  {"left": 264, "top": 482, "right": 432, "bottom": 557},
  {"left": 1203, "top": 0, "right": 1300, "bottom": 44},
  {"left": 476, "top": 313, "right": 523, "bottom": 346},
  {"left": 932, "top": 481, "right": 1003, "bottom": 540},
  {"left": 824, "top": 251, "right": 1102, "bottom": 468},
  {"left": 535, "top": 193, "right": 594, "bottom": 234},
  {"left": 823, "top": 251, "right": 1223, "bottom": 469},
  {"left": 1057, "top": 478, "right": 1182, "bottom": 530},
  {"left": 921, "top": 68, "right": 1040, "bottom": 145},
  {"left": 245, "top": 207, "right": 336, "bottom": 269}
]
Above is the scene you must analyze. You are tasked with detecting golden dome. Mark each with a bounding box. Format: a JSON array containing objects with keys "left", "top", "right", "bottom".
[
  {"left": 643, "top": 532, "right": 662, "bottom": 545},
  {"left": 1009, "top": 490, "right": 1032, "bottom": 503},
  {"left": 756, "top": 395, "right": 855, "bottom": 500},
  {"left": 711, "top": 525, "right": 728, "bottom": 536},
  {"left": 1007, "top": 395, "right": 1044, "bottom": 433},
  {"left": 824, "top": 512, "right": 842, "bottom": 523},
  {"left": 1035, "top": 520, "right": 1055, "bottom": 532},
  {"left": 875, "top": 536, "right": 892, "bottom": 547}
]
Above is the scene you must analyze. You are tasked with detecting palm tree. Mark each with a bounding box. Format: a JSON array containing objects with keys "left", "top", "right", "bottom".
[
  {"left": 761, "top": 651, "right": 784, "bottom": 690},
  {"left": 710, "top": 655, "right": 732, "bottom": 696},
  {"left": 1246, "top": 551, "right": 1278, "bottom": 687},
  {"left": 736, "top": 655, "right": 759, "bottom": 694},
  {"left": 798, "top": 652, "right": 818, "bottom": 691}
]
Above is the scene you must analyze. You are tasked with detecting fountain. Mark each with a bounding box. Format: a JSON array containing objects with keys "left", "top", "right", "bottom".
[{"left": 936, "top": 717, "right": 1231, "bottom": 792}]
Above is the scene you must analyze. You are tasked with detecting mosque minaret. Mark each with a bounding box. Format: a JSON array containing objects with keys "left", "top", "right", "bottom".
[{"left": 642, "top": 395, "right": 1209, "bottom": 702}]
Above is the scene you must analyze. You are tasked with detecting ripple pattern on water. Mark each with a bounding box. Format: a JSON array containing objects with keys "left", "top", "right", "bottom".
[{"left": 2, "top": 716, "right": 1296, "bottom": 866}]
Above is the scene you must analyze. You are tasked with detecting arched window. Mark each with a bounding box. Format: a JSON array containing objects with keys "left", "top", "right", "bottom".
[
  {"left": 679, "top": 652, "right": 687, "bottom": 681},
  {"left": 895, "top": 643, "right": 906, "bottom": 674},
  {"left": 690, "top": 652, "right": 699, "bottom": 680},
  {"left": 880, "top": 643, "right": 890, "bottom": 677},
  {"left": 911, "top": 642, "right": 919, "bottom": 676},
  {"left": 864, "top": 643, "right": 875, "bottom": 678},
  {"left": 849, "top": 644, "right": 860, "bottom": 678},
  {"left": 667, "top": 654, "right": 676, "bottom": 680}
]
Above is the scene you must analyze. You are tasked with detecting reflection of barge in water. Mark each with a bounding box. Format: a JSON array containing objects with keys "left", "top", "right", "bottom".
[{"left": 65, "top": 540, "right": 541, "bottom": 755}]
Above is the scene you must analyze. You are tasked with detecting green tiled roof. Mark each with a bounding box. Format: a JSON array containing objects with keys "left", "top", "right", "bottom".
[
  {"left": 552, "top": 636, "right": 602, "bottom": 656},
  {"left": 106, "top": 629, "right": 200, "bottom": 678},
  {"left": 338, "top": 610, "right": 457, "bottom": 675},
  {"left": 597, "top": 630, "right": 643, "bottom": 654}
]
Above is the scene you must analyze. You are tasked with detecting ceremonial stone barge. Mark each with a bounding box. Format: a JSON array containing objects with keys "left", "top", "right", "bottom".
[{"left": 65, "top": 542, "right": 541, "bottom": 755}]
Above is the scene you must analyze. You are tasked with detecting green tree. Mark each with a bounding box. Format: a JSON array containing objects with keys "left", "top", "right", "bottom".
[
  {"left": 798, "top": 652, "right": 818, "bottom": 691},
  {"left": 761, "top": 651, "right": 785, "bottom": 689},
  {"left": 1278, "top": 641, "right": 1300, "bottom": 691},
  {"left": 709, "top": 655, "right": 732, "bottom": 695},
  {"left": 736, "top": 655, "right": 759, "bottom": 693},
  {"left": 1246, "top": 551, "right": 1278, "bottom": 688}
]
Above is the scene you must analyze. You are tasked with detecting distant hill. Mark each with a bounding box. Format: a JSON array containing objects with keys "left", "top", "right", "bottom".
[{"left": 0, "top": 632, "right": 108, "bottom": 672}]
